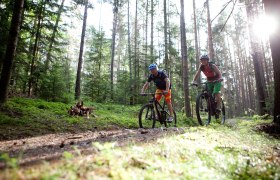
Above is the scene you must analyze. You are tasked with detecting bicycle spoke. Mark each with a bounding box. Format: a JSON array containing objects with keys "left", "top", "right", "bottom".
[
  {"left": 196, "top": 93, "right": 211, "bottom": 126},
  {"left": 221, "top": 100, "right": 226, "bottom": 124},
  {"left": 165, "top": 110, "right": 177, "bottom": 128},
  {"left": 139, "top": 104, "right": 156, "bottom": 128}
]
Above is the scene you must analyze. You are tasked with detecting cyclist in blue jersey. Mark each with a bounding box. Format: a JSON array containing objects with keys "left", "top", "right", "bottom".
[{"left": 141, "top": 64, "right": 174, "bottom": 122}]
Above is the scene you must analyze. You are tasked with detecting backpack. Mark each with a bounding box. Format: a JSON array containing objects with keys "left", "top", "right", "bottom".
[
  {"left": 161, "top": 69, "right": 168, "bottom": 77},
  {"left": 200, "top": 61, "right": 215, "bottom": 72}
]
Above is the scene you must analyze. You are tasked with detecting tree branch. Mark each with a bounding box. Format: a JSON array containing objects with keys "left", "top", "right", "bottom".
[
  {"left": 220, "top": 0, "right": 238, "bottom": 32},
  {"left": 211, "top": 0, "right": 233, "bottom": 23}
]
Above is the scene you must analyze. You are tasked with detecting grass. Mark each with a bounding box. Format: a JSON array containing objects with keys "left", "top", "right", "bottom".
[
  {"left": 1, "top": 120, "right": 280, "bottom": 179},
  {"left": 0, "top": 97, "right": 195, "bottom": 140},
  {"left": 0, "top": 98, "right": 138, "bottom": 140},
  {"left": 0, "top": 98, "right": 280, "bottom": 179}
]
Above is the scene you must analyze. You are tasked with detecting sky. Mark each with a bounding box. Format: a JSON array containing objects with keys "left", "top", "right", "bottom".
[
  {"left": 63, "top": 0, "right": 247, "bottom": 66},
  {"left": 65, "top": 0, "right": 234, "bottom": 37}
]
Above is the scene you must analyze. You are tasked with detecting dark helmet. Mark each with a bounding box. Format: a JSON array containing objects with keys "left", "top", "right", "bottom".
[
  {"left": 200, "top": 55, "right": 209, "bottom": 60},
  {"left": 148, "top": 63, "right": 157, "bottom": 70}
]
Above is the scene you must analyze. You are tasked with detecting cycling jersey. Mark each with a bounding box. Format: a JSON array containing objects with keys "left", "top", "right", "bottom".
[
  {"left": 148, "top": 71, "right": 171, "bottom": 90},
  {"left": 200, "top": 64, "right": 219, "bottom": 81}
]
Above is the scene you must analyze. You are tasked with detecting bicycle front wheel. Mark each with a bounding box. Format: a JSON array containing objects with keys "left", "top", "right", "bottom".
[
  {"left": 166, "top": 110, "right": 177, "bottom": 128},
  {"left": 196, "top": 93, "right": 211, "bottom": 126},
  {"left": 221, "top": 100, "right": 226, "bottom": 124},
  {"left": 139, "top": 104, "right": 156, "bottom": 128}
]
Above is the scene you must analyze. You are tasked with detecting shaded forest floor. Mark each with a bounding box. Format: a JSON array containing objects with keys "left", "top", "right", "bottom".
[{"left": 0, "top": 98, "right": 280, "bottom": 179}]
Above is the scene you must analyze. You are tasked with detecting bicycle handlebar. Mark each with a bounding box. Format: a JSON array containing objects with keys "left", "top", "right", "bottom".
[
  {"left": 140, "top": 92, "right": 165, "bottom": 96},
  {"left": 140, "top": 93, "right": 154, "bottom": 96},
  {"left": 191, "top": 79, "right": 223, "bottom": 87},
  {"left": 190, "top": 82, "right": 206, "bottom": 87}
]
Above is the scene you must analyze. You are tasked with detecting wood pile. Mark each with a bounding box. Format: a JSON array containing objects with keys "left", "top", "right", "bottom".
[{"left": 68, "top": 101, "right": 94, "bottom": 119}]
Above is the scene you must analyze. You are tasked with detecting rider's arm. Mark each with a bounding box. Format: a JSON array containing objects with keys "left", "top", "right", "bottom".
[
  {"left": 141, "top": 81, "right": 150, "bottom": 93},
  {"left": 192, "top": 66, "right": 202, "bottom": 82},
  {"left": 164, "top": 78, "right": 170, "bottom": 91},
  {"left": 212, "top": 64, "right": 222, "bottom": 79}
]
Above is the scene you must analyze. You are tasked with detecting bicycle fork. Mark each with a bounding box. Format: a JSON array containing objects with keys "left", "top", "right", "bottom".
[{"left": 153, "top": 102, "right": 163, "bottom": 122}]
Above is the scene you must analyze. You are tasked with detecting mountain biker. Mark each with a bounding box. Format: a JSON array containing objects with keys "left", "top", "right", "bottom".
[
  {"left": 192, "top": 55, "right": 223, "bottom": 113},
  {"left": 141, "top": 64, "right": 174, "bottom": 122}
]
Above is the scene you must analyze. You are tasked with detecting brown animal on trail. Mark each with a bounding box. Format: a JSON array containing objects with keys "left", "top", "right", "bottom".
[{"left": 68, "top": 101, "right": 95, "bottom": 119}]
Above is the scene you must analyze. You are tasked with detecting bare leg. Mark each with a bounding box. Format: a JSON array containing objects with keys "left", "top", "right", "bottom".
[
  {"left": 215, "top": 93, "right": 221, "bottom": 110},
  {"left": 167, "top": 102, "right": 174, "bottom": 117}
]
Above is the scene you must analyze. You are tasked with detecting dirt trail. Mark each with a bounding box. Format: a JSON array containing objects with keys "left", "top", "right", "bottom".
[{"left": 0, "top": 127, "right": 185, "bottom": 168}]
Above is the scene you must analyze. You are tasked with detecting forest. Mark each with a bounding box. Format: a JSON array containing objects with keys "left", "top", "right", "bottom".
[{"left": 0, "top": 0, "right": 280, "bottom": 179}]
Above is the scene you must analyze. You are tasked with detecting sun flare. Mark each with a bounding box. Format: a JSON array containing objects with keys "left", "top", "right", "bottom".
[{"left": 253, "top": 15, "right": 278, "bottom": 39}]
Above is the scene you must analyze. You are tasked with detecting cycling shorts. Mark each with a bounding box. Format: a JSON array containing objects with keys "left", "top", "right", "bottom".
[
  {"left": 155, "top": 89, "right": 172, "bottom": 103},
  {"left": 207, "top": 81, "right": 222, "bottom": 95}
]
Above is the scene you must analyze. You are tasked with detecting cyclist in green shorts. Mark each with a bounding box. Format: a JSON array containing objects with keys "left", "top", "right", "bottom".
[{"left": 192, "top": 55, "right": 223, "bottom": 112}]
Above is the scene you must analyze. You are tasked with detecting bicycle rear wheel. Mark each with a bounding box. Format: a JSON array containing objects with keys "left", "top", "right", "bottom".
[
  {"left": 139, "top": 104, "right": 156, "bottom": 128},
  {"left": 196, "top": 93, "right": 211, "bottom": 126}
]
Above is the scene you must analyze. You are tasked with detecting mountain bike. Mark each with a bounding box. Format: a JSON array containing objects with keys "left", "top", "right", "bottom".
[
  {"left": 192, "top": 82, "right": 225, "bottom": 125},
  {"left": 139, "top": 93, "right": 177, "bottom": 128}
]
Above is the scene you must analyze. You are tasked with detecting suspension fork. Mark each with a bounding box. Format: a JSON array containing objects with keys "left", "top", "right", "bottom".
[
  {"left": 153, "top": 100, "right": 161, "bottom": 119},
  {"left": 209, "top": 94, "right": 216, "bottom": 115}
]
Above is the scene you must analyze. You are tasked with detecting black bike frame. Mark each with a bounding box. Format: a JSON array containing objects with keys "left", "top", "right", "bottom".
[
  {"left": 200, "top": 83, "right": 216, "bottom": 116},
  {"left": 153, "top": 97, "right": 167, "bottom": 122},
  {"left": 193, "top": 81, "right": 225, "bottom": 125}
]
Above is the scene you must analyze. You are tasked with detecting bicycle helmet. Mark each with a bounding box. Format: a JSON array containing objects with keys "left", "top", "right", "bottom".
[
  {"left": 148, "top": 63, "right": 157, "bottom": 70},
  {"left": 200, "top": 54, "right": 209, "bottom": 60}
]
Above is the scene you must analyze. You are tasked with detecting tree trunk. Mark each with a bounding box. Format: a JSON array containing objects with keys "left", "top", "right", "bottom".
[
  {"left": 28, "top": 1, "right": 46, "bottom": 97},
  {"left": 134, "top": 0, "right": 138, "bottom": 81},
  {"left": 266, "top": 41, "right": 274, "bottom": 84},
  {"left": 244, "top": 35, "right": 256, "bottom": 113},
  {"left": 150, "top": 0, "right": 154, "bottom": 64},
  {"left": 133, "top": 0, "right": 140, "bottom": 104},
  {"left": 206, "top": 0, "right": 215, "bottom": 61},
  {"left": 45, "top": 0, "right": 65, "bottom": 71},
  {"left": 0, "top": 0, "right": 24, "bottom": 105},
  {"left": 234, "top": 26, "right": 246, "bottom": 115},
  {"left": 163, "top": 0, "right": 168, "bottom": 70},
  {"left": 233, "top": 51, "right": 242, "bottom": 116},
  {"left": 144, "top": 0, "right": 148, "bottom": 77},
  {"left": 263, "top": 0, "right": 280, "bottom": 123},
  {"left": 75, "top": 0, "right": 88, "bottom": 100},
  {"left": 167, "top": 0, "right": 172, "bottom": 76},
  {"left": 180, "top": 0, "right": 191, "bottom": 117},
  {"left": 127, "top": 0, "right": 133, "bottom": 105},
  {"left": 244, "top": 55, "right": 255, "bottom": 113},
  {"left": 110, "top": 0, "right": 118, "bottom": 100},
  {"left": 261, "top": 43, "right": 271, "bottom": 88},
  {"left": 246, "top": 3, "right": 266, "bottom": 115},
  {"left": 193, "top": 0, "right": 200, "bottom": 75},
  {"left": 225, "top": 33, "right": 234, "bottom": 117}
]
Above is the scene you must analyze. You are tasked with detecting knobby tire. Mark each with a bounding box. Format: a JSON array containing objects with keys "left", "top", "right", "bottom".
[
  {"left": 139, "top": 104, "right": 156, "bottom": 128},
  {"left": 196, "top": 93, "right": 211, "bottom": 126}
]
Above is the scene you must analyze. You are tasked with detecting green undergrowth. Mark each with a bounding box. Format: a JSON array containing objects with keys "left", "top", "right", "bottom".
[
  {"left": 0, "top": 97, "right": 195, "bottom": 140},
  {"left": 1, "top": 119, "right": 279, "bottom": 179}
]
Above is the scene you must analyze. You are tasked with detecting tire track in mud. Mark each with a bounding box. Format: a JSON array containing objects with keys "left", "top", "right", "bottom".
[{"left": 0, "top": 127, "right": 184, "bottom": 168}]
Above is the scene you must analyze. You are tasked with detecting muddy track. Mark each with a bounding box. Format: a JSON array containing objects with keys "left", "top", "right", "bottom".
[{"left": 0, "top": 127, "right": 185, "bottom": 168}]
